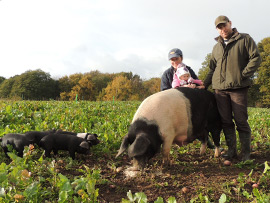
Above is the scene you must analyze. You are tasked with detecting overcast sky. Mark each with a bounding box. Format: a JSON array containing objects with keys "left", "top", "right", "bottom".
[{"left": 0, "top": 0, "right": 269, "bottom": 80}]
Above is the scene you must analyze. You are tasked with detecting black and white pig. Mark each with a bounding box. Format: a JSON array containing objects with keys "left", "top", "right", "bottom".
[
  {"left": 39, "top": 133, "right": 97, "bottom": 159},
  {"left": 55, "top": 130, "right": 100, "bottom": 145},
  {"left": 116, "top": 87, "right": 222, "bottom": 169},
  {"left": 0, "top": 130, "right": 55, "bottom": 158}
]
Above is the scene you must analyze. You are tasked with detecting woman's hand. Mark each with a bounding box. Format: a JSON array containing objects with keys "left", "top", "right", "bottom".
[
  {"left": 196, "top": 85, "right": 205, "bottom": 89},
  {"left": 186, "top": 84, "right": 196, "bottom": 88}
]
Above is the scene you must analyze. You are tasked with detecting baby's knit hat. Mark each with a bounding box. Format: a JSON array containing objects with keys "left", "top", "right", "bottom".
[{"left": 176, "top": 65, "right": 190, "bottom": 78}]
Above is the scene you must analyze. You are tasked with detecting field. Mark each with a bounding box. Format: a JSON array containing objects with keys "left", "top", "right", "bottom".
[{"left": 0, "top": 100, "right": 270, "bottom": 202}]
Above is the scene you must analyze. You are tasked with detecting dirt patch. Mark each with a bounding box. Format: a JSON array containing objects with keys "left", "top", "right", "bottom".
[{"left": 54, "top": 144, "right": 270, "bottom": 203}]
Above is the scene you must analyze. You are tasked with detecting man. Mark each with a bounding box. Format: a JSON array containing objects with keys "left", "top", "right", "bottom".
[
  {"left": 204, "top": 15, "right": 261, "bottom": 161},
  {"left": 161, "top": 48, "right": 199, "bottom": 91}
]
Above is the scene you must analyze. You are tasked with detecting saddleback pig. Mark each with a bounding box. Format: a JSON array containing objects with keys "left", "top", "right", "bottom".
[
  {"left": 116, "top": 87, "right": 222, "bottom": 170},
  {"left": 0, "top": 130, "right": 55, "bottom": 158},
  {"left": 39, "top": 132, "right": 100, "bottom": 159},
  {"left": 55, "top": 130, "right": 100, "bottom": 145}
]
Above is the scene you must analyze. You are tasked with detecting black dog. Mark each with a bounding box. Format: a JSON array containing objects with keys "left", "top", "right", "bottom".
[
  {"left": 39, "top": 133, "right": 98, "bottom": 159},
  {"left": 0, "top": 130, "right": 55, "bottom": 158}
]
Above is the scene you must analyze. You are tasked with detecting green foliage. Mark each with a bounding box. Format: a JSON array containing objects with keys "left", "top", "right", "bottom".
[
  {"left": 0, "top": 69, "right": 161, "bottom": 101},
  {"left": 198, "top": 53, "right": 212, "bottom": 82},
  {"left": 0, "top": 145, "right": 102, "bottom": 202},
  {"left": 0, "top": 76, "right": 5, "bottom": 85},
  {"left": 0, "top": 76, "right": 18, "bottom": 99},
  {"left": 0, "top": 101, "right": 269, "bottom": 202},
  {"left": 142, "top": 78, "right": 161, "bottom": 99},
  {"left": 0, "top": 70, "right": 58, "bottom": 100},
  {"left": 256, "top": 37, "right": 270, "bottom": 107},
  {"left": 11, "top": 69, "right": 59, "bottom": 100},
  {"left": 219, "top": 193, "right": 227, "bottom": 203},
  {"left": 198, "top": 53, "right": 214, "bottom": 93}
]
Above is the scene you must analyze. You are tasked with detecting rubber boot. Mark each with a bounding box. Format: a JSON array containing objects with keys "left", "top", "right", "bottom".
[
  {"left": 222, "top": 128, "right": 237, "bottom": 160},
  {"left": 239, "top": 132, "right": 251, "bottom": 161}
]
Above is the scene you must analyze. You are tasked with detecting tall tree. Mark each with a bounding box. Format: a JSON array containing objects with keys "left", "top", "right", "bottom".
[
  {"left": 58, "top": 76, "right": 74, "bottom": 93},
  {"left": 0, "top": 76, "right": 17, "bottom": 98},
  {"left": 69, "top": 75, "right": 94, "bottom": 100},
  {"left": 58, "top": 73, "right": 83, "bottom": 100},
  {"left": 256, "top": 37, "right": 270, "bottom": 107},
  {"left": 103, "top": 75, "right": 132, "bottom": 101},
  {"left": 9, "top": 69, "right": 59, "bottom": 100},
  {"left": 198, "top": 53, "right": 213, "bottom": 92},
  {"left": 142, "top": 78, "right": 161, "bottom": 98},
  {"left": 129, "top": 74, "right": 144, "bottom": 100},
  {"left": 0, "top": 76, "right": 5, "bottom": 85},
  {"left": 87, "top": 70, "right": 114, "bottom": 100},
  {"left": 198, "top": 53, "right": 211, "bottom": 81}
]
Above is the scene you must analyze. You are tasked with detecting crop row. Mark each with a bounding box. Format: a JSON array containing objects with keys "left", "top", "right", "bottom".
[{"left": 0, "top": 100, "right": 269, "bottom": 202}]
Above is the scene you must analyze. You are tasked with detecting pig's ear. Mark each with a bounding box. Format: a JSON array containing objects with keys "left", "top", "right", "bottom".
[
  {"left": 88, "top": 134, "right": 98, "bottom": 141},
  {"left": 128, "top": 134, "right": 150, "bottom": 158},
  {"left": 79, "top": 141, "right": 90, "bottom": 149},
  {"left": 115, "top": 134, "right": 129, "bottom": 158}
]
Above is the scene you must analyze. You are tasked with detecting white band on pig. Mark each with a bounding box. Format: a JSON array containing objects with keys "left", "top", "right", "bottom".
[{"left": 76, "top": 133, "right": 88, "bottom": 139}]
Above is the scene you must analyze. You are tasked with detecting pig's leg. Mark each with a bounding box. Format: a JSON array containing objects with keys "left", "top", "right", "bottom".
[
  {"left": 214, "top": 147, "right": 221, "bottom": 157},
  {"left": 68, "top": 147, "right": 76, "bottom": 160},
  {"left": 44, "top": 149, "right": 51, "bottom": 158},
  {"left": 211, "top": 129, "right": 221, "bottom": 157},
  {"left": 53, "top": 149, "right": 58, "bottom": 155},
  {"left": 200, "top": 142, "right": 207, "bottom": 155},
  {"left": 199, "top": 130, "right": 209, "bottom": 155},
  {"left": 43, "top": 144, "right": 52, "bottom": 158},
  {"left": 162, "top": 135, "right": 174, "bottom": 165}
]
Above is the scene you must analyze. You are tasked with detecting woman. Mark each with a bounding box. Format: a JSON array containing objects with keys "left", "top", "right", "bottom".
[
  {"left": 161, "top": 48, "right": 203, "bottom": 90},
  {"left": 160, "top": 48, "right": 216, "bottom": 149}
]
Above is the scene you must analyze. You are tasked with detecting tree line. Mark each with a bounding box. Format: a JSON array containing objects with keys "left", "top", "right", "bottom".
[
  {"left": 0, "top": 70, "right": 160, "bottom": 101},
  {"left": 0, "top": 37, "right": 269, "bottom": 107}
]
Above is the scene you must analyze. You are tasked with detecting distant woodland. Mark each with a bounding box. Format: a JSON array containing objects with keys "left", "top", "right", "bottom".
[{"left": 0, "top": 37, "right": 269, "bottom": 107}]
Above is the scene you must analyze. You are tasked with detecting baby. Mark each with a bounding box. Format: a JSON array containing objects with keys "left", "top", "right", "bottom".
[{"left": 172, "top": 64, "right": 204, "bottom": 89}]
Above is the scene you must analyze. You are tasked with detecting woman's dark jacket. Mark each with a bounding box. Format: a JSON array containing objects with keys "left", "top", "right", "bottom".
[{"left": 160, "top": 66, "right": 198, "bottom": 91}]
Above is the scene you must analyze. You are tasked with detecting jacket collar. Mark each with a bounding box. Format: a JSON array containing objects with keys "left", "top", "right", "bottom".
[{"left": 215, "top": 28, "right": 240, "bottom": 43}]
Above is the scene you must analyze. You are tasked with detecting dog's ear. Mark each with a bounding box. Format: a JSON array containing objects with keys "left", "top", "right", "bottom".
[
  {"left": 128, "top": 134, "right": 150, "bottom": 158},
  {"left": 115, "top": 134, "right": 129, "bottom": 158},
  {"left": 79, "top": 141, "right": 90, "bottom": 149}
]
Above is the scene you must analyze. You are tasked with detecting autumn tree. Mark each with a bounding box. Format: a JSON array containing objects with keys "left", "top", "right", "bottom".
[
  {"left": 103, "top": 75, "right": 132, "bottom": 101},
  {"left": 142, "top": 78, "right": 161, "bottom": 98},
  {"left": 69, "top": 75, "right": 94, "bottom": 100},
  {"left": 129, "top": 74, "right": 144, "bottom": 100},
  {"left": 87, "top": 70, "right": 114, "bottom": 100},
  {"left": 58, "top": 76, "right": 74, "bottom": 93},
  {"left": 59, "top": 73, "right": 83, "bottom": 100},
  {"left": 256, "top": 37, "right": 270, "bottom": 107}
]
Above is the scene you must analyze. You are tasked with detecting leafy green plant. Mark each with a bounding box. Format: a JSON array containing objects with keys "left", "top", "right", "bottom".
[{"left": 0, "top": 100, "right": 269, "bottom": 202}]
